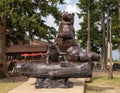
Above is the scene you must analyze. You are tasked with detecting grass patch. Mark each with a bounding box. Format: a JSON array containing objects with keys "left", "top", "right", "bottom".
[
  {"left": 85, "top": 71, "right": 120, "bottom": 93},
  {"left": 0, "top": 76, "right": 28, "bottom": 93},
  {"left": 0, "top": 82, "right": 22, "bottom": 93},
  {"left": 92, "top": 75, "right": 120, "bottom": 86}
]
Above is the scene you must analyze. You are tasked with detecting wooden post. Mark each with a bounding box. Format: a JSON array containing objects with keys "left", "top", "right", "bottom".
[
  {"left": 109, "top": 43, "right": 113, "bottom": 79},
  {"left": 108, "top": 17, "right": 113, "bottom": 79},
  {"left": 0, "top": 16, "right": 8, "bottom": 76}
]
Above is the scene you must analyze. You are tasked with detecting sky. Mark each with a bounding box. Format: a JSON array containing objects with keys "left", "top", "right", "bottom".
[
  {"left": 58, "top": 0, "right": 81, "bottom": 31},
  {"left": 45, "top": 0, "right": 81, "bottom": 31},
  {"left": 44, "top": 0, "right": 119, "bottom": 61}
]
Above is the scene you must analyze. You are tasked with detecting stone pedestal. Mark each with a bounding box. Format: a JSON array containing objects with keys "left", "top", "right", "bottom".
[{"left": 35, "top": 78, "right": 73, "bottom": 88}]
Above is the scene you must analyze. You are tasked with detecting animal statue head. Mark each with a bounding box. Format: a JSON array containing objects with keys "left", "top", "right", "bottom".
[
  {"left": 46, "top": 43, "right": 59, "bottom": 64},
  {"left": 61, "top": 12, "right": 74, "bottom": 25}
]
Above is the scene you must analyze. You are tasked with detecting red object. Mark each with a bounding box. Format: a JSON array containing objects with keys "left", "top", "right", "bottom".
[
  {"left": 29, "top": 53, "right": 38, "bottom": 56},
  {"left": 21, "top": 53, "right": 29, "bottom": 57},
  {"left": 21, "top": 53, "right": 46, "bottom": 57},
  {"left": 37, "top": 53, "right": 46, "bottom": 56}
]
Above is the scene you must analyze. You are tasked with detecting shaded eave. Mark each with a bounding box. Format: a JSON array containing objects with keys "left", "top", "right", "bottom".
[{"left": 6, "top": 45, "right": 48, "bottom": 53}]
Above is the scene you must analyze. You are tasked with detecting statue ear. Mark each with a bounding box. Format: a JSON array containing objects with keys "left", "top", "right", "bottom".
[
  {"left": 62, "top": 11, "right": 67, "bottom": 16},
  {"left": 72, "top": 13, "right": 74, "bottom": 16}
]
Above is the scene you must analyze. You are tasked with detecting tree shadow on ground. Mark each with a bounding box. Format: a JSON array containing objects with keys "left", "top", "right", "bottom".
[
  {"left": 90, "top": 76, "right": 102, "bottom": 82},
  {"left": 85, "top": 85, "right": 114, "bottom": 93},
  {"left": 0, "top": 76, "right": 28, "bottom": 83}
]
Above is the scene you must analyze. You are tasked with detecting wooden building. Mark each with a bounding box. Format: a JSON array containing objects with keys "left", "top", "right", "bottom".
[{"left": 6, "top": 39, "right": 48, "bottom": 61}]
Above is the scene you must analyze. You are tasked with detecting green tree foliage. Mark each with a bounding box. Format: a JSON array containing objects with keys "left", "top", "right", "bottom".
[
  {"left": 101, "top": 0, "right": 119, "bottom": 49},
  {"left": 0, "top": 0, "right": 65, "bottom": 44},
  {"left": 0, "top": 0, "right": 65, "bottom": 75},
  {"left": 77, "top": 0, "right": 103, "bottom": 53},
  {"left": 77, "top": 0, "right": 119, "bottom": 70},
  {"left": 77, "top": 0, "right": 119, "bottom": 53},
  {"left": 110, "top": 0, "right": 120, "bottom": 50}
]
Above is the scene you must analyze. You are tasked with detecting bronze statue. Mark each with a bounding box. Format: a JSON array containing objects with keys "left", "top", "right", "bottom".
[
  {"left": 16, "top": 12, "right": 100, "bottom": 88},
  {"left": 55, "top": 12, "right": 100, "bottom": 62},
  {"left": 16, "top": 62, "right": 92, "bottom": 88},
  {"left": 46, "top": 43, "right": 59, "bottom": 64},
  {"left": 55, "top": 12, "right": 76, "bottom": 52}
]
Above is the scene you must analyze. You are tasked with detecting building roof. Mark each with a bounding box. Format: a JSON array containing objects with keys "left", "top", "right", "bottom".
[{"left": 6, "top": 45, "right": 48, "bottom": 53}]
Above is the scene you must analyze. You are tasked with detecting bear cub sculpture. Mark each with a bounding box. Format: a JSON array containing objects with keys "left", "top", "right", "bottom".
[{"left": 46, "top": 43, "right": 59, "bottom": 64}]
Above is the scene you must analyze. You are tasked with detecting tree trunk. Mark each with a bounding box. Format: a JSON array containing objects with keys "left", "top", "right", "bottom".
[
  {"left": 119, "top": 44, "right": 120, "bottom": 62},
  {"left": 107, "top": 1, "right": 113, "bottom": 79},
  {"left": 101, "top": 11, "right": 106, "bottom": 70},
  {"left": 0, "top": 16, "right": 7, "bottom": 75},
  {"left": 101, "top": 1, "right": 107, "bottom": 70},
  {"left": 0, "top": 27, "right": 2, "bottom": 66},
  {"left": 87, "top": 6, "right": 91, "bottom": 52},
  {"left": 118, "top": 0, "right": 120, "bottom": 62}
]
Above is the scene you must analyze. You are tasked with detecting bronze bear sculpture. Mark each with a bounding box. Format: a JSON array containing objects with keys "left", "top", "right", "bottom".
[
  {"left": 55, "top": 12, "right": 100, "bottom": 62},
  {"left": 15, "top": 12, "right": 100, "bottom": 89}
]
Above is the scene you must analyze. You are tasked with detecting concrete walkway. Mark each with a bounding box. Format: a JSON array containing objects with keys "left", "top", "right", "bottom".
[{"left": 9, "top": 78, "right": 85, "bottom": 93}]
